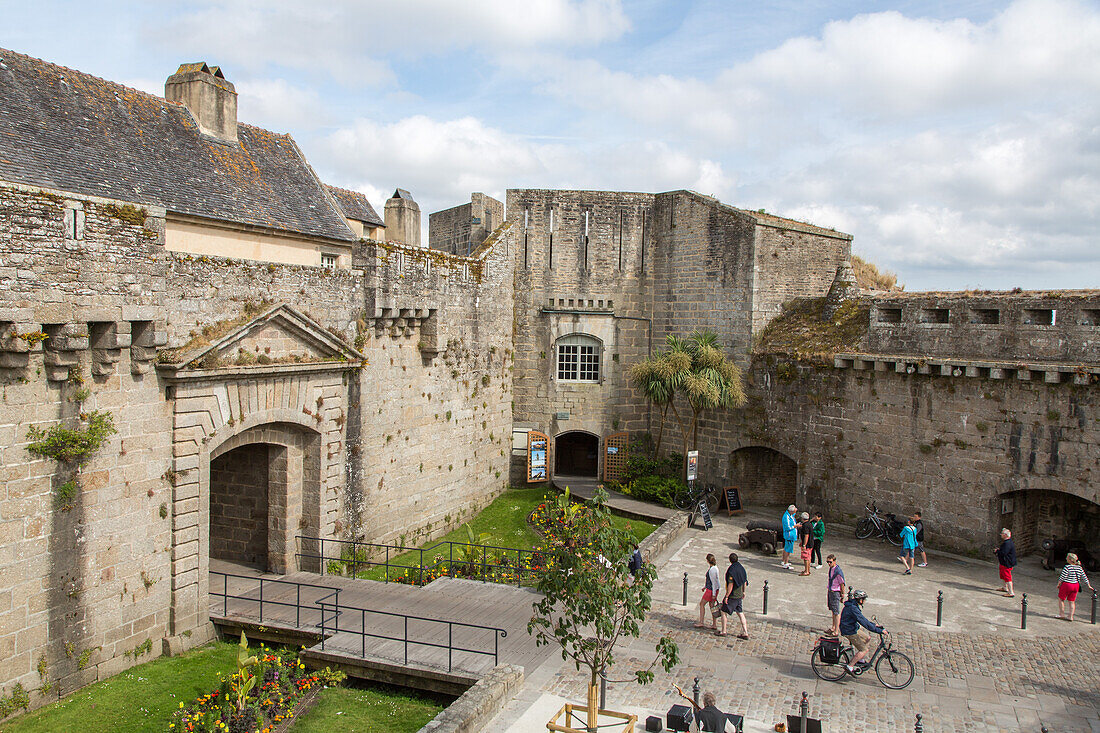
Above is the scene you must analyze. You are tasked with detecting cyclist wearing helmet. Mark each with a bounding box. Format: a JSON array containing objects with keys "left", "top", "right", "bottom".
[{"left": 839, "top": 589, "right": 883, "bottom": 673}]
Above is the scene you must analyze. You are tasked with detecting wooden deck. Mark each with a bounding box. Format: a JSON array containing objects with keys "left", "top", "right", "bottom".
[{"left": 209, "top": 568, "right": 554, "bottom": 693}]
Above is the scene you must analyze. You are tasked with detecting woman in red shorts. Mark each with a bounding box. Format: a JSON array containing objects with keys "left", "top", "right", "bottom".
[{"left": 1057, "top": 553, "right": 1093, "bottom": 622}]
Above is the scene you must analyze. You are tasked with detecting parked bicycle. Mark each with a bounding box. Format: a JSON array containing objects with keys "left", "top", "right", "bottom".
[
  {"left": 854, "top": 502, "right": 904, "bottom": 546},
  {"left": 811, "top": 629, "right": 914, "bottom": 689},
  {"left": 674, "top": 482, "right": 721, "bottom": 513}
]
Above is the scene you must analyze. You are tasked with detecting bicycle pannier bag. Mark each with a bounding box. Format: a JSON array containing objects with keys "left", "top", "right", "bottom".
[{"left": 818, "top": 637, "right": 841, "bottom": 664}]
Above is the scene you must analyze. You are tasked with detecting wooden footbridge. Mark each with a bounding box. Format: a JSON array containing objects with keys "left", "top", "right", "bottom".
[{"left": 209, "top": 562, "right": 555, "bottom": 694}]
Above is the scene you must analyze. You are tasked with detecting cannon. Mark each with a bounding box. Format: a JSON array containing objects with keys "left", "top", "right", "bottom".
[{"left": 738, "top": 520, "right": 780, "bottom": 555}]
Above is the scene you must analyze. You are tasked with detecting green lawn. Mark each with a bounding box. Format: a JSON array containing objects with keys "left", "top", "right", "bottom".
[
  {"left": 350, "top": 486, "right": 655, "bottom": 582},
  {"left": 293, "top": 683, "right": 442, "bottom": 733},
  {"left": 0, "top": 641, "right": 237, "bottom": 733},
  {"left": 0, "top": 641, "right": 443, "bottom": 733}
]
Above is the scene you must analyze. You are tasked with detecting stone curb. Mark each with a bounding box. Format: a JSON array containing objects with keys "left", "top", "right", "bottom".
[{"left": 417, "top": 664, "right": 525, "bottom": 733}]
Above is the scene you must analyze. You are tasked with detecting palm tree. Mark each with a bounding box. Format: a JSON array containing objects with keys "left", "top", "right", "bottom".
[{"left": 680, "top": 331, "right": 746, "bottom": 452}]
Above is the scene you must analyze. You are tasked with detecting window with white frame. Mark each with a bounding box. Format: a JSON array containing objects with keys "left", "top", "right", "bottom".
[
  {"left": 320, "top": 253, "right": 338, "bottom": 271},
  {"left": 556, "top": 334, "right": 600, "bottom": 382}
]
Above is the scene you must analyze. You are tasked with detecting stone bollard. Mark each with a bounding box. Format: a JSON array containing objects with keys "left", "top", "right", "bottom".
[{"left": 936, "top": 590, "right": 943, "bottom": 627}]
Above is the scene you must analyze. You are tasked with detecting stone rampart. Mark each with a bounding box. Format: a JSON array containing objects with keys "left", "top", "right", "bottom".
[{"left": 866, "top": 291, "right": 1100, "bottom": 363}]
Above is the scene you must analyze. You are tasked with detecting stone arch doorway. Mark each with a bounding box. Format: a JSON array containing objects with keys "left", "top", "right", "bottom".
[
  {"left": 207, "top": 423, "right": 322, "bottom": 575},
  {"left": 998, "top": 489, "right": 1100, "bottom": 560},
  {"left": 555, "top": 431, "right": 600, "bottom": 477},
  {"left": 730, "top": 446, "right": 797, "bottom": 506}
]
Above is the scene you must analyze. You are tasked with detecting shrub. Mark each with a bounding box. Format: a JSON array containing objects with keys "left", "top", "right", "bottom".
[{"left": 27, "top": 410, "right": 116, "bottom": 464}]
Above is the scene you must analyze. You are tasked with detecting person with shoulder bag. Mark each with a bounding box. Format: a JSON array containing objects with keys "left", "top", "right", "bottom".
[{"left": 719, "top": 552, "right": 750, "bottom": 639}]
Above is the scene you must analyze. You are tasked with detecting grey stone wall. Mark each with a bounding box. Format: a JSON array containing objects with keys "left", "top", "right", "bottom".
[
  {"left": 0, "top": 181, "right": 516, "bottom": 708},
  {"left": 429, "top": 193, "right": 505, "bottom": 257},
  {"left": 709, "top": 358, "right": 1100, "bottom": 556},
  {"left": 209, "top": 444, "right": 270, "bottom": 566},
  {"left": 507, "top": 189, "right": 655, "bottom": 482},
  {"left": 866, "top": 292, "right": 1100, "bottom": 363}
]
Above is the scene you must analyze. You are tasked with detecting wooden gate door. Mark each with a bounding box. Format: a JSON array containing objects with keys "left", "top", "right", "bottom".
[{"left": 603, "top": 432, "right": 628, "bottom": 482}]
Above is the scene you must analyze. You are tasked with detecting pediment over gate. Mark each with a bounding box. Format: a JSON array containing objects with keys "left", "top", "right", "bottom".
[{"left": 158, "top": 303, "right": 365, "bottom": 378}]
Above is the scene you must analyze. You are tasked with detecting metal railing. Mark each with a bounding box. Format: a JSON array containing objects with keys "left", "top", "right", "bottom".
[
  {"left": 209, "top": 570, "right": 506, "bottom": 672},
  {"left": 317, "top": 596, "right": 506, "bottom": 672},
  {"left": 209, "top": 571, "right": 340, "bottom": 628},
  {"left": 295, "top": 535, "right": 545, "bottom": 588}
]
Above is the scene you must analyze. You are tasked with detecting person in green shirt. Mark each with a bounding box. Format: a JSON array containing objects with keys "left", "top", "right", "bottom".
[{"left": 811, "top": 512, "right": 825, "bottom": 569}]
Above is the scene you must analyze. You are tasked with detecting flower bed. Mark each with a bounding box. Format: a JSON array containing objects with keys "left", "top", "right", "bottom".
[{"left": 169, "top": 640, "right": 342, "bottom": 733}]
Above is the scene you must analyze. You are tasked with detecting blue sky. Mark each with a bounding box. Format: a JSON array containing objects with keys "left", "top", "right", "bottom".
[{"left": 4, "top": 0, "right": 1098, "bottom": 290}]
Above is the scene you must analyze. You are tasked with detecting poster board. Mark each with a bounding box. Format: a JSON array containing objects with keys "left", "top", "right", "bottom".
[
  {"left": 723, "top": 486, "right": 744, "bottom": 516},
  {"left": 527, "top": 431, "right": 549, "bottom": 482},
  {"left": 686, "top": 450, "right": 699, "bottom": 481},
  {"left": 697, "top": 501, "right": 713, "bottom": 530}
]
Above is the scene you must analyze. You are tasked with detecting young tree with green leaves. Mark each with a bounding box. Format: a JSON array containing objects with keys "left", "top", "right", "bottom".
[{"left": 528, "top": 489, "right": 679, "bottom": 732}]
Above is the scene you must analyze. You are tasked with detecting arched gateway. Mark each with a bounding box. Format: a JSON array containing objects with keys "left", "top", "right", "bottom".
[
  {"left": 157, "top": 304, "right": 363, "bottom": 645},
  {"left": 729, "top": 446, "right": 798, "bottom": 507}
]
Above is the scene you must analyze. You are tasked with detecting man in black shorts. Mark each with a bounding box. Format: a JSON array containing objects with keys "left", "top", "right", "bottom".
[{"left": 720, "top": 552, "right": 749, "bottom": 640}]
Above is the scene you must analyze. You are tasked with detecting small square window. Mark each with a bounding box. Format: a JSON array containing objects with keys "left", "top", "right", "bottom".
[
  {"left": 971, "top": 308, "right": 1000, "bottom": 324},
  {"left": 877, "top": 307, "right": 902, "bottom": 323},
  {"left": 320, "top": 253, "right": 338, "bottom": 271},
  {"left": 1023, "top": 308, "right": 1054, "bottom": 325},
  {"left": 919, "top": 308, "right": 949, "bottom": 324},
  {"left": 556, "top": 334, "right": 600, "bottom": 383}
]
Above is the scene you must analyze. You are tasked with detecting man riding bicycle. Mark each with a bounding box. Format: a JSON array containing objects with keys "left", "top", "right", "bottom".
[{"left": 839, "top": 589, "right": 883, "bottom": 673}]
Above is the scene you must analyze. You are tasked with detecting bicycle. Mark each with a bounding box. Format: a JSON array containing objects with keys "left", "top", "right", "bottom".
[
  {"left": 674, "top": 482, "right": 720, "bottom": 513},
  {"left": 810, "top": 629, "right": 915, "bottom": 689},
  {"left": 854, "top": 502, "right": 903, "bottom": 546}
]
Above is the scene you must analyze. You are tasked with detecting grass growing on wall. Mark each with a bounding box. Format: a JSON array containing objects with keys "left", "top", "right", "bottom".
[{"left": 353, "top": 486, "right": 655, "bottom": 581}]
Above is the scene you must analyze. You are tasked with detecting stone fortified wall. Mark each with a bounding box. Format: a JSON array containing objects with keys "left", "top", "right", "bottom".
[{"left": 0, "top": 181, "right": 515, "bottom": 708}]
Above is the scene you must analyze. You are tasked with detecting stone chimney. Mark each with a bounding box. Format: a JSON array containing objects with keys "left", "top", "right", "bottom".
[
  {"left": 385, "top": 188, "right": 422, "bottom": 247},
  {"left": 165, "top": 63, "right": 238, "bottom": 144},
  {"left": 822, "top": 260, "right": 858, "bottom": 321}
]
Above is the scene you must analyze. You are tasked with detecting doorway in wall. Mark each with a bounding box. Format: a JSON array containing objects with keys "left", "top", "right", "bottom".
[
  {"left": 730, "top": 446, "right": 797, "bottom": 506},
  {"left": 209, "top": 443, "right": 282, "bottom": 571},
  {"left": 555, "top": 431, "right": 599, "bottom": 477}
]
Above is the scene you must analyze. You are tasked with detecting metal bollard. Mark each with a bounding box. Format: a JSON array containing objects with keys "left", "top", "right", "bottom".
[
  {"left": 936, "top": 591, "right": 943, "bottom": 627},
  {"left": 915, "top": 713, "right": 923, "bottom": 732},
  {"left": 799, "top": 692, "right": 809, "bottom": 733},
  {"left": 762, "top": 579, "right": 769, "bottom": 616},
  {"left": 600, "top": 674, "right": 606, "bottom": 710},
  {"left": 693, "top": 677, "right": 700, "bottom": 712},
  {"left": 1021, "top": 593, "right": 1028, "bottom": 630},
  {"left": 683, "top": 572, "right": 689, "bottom": 607},
  {"left": 1092, "top": 589, "right": 1097, "bottom": 625}
]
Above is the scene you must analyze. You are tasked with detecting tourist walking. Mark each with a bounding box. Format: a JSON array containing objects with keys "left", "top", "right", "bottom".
[
  {"left": 798, "top": 512, "right": 813, "bottom": 575},
  {"left": 781, "top": 505, "right": 798, "bottom": 570},
  {"left": 811, "top": 512, "right": 825, "bottom": 569},
  {"left": 825, "top": 554, "right": 846, "bottom": 636},
  {"left": 911, "top": 511, "right": 928, "bottom": 567},
  {"left": 696, "top": 553, "right": 721, "bottom": 629},
  {"left": 994, "top": 529, "right": 1017, "bottom": 597},
  {"left": 1057, "top": 553, "right": 1093, "bottom": 621},
  {"left": 898, "top": 518, "right": 917, "bottom": 574},
  {"left": 719, "top": 552, "right": 749, "bottom": 639}
]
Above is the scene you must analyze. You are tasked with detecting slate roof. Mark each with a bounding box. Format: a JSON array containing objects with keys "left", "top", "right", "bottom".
[
  {"left": 325, "top": 184, "right": 384, "bottom": 227},
  {"left": 391, "top": 188, "right": 415, "bottom": 202},
  {"left": 0, "top": 48, "right": 356, "bottom": 242}
]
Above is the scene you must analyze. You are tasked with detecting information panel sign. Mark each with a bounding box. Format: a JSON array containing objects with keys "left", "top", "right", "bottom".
[{"left": 527, "top": 431, "right": 549, "bottom": 482}]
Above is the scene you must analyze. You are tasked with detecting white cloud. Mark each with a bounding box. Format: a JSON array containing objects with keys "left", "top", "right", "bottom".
[
  {"left": 159, "top": 0, "right": 630, "bottom": 85},
  {"left": 310, "top": 115, "right": 731, "bottom": 224},
  {"left": 236, "top": 79, "right": 329, "bottom": 132}
]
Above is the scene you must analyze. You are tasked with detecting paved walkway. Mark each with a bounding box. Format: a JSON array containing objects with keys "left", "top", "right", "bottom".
[
  {"left": 487, "top": 508, "right": 1100, "bottom": 732},
  {"left": 553, "top": 474, "right": 677, "bottom": 522}
]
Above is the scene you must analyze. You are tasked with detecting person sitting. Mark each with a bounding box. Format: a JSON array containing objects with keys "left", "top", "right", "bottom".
[
  {"left": 672, "top": 685, "right": 739, "bottom": 732},
  {"left": 838, "top": 589, "right": 883, "bottom": 673}
]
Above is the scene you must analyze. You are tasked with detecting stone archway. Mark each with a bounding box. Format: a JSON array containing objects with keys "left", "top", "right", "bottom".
[
  {"left": 555, "top": 431, "right": 600, "bottom": 477},
  {"left": 730, "top": 446, "right": 797, "bottom": 506},
  {"left": 998, "top": 488, "right": 1100, "bottom": 558}
]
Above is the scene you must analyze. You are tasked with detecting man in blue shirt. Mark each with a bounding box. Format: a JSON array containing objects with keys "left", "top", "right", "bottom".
[
  {"left": 839, "top": 590, "right": 884, "bottom": 673},
  {"left": 780, "top": 504, "right": 798, "bottom": 570}
]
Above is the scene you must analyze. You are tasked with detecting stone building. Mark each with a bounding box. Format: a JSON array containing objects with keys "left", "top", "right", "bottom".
[
  {"left": 0, "top": 49, "right": 511, "bottom": 707},
  {"left": 0, "top": 45, "right": 1097, "bottom": 713}
]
